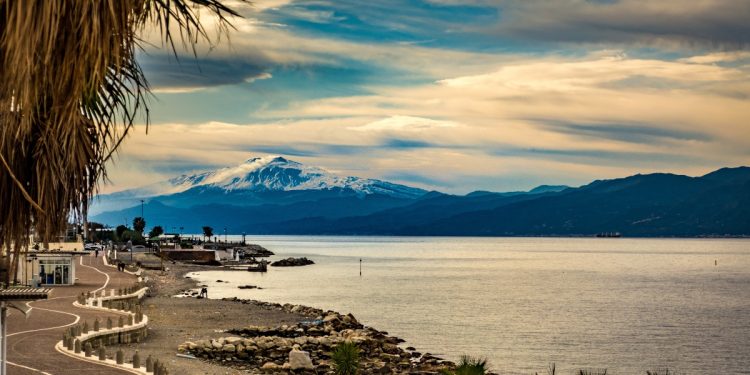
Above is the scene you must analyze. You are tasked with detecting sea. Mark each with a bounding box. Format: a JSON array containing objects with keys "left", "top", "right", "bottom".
[{"left": 186, "top": 236, "right": 750, "bottom": 374}]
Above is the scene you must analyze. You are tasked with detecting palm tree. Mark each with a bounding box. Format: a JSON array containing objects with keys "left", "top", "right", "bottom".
[
  {"left": 0, "top": 1, "right": 243, "bottom": 286},
  {"left": 441, "top": 356, "right": 489, "bottom": 375},
  {"left": 148, "top": 225, "right": 165, "bottom": 239},
  {"left": 133, "top": 217, "right": 147, "bottom": 234},
  {"left": 202, "top": 226, "right": 214, "bottom": 242}
]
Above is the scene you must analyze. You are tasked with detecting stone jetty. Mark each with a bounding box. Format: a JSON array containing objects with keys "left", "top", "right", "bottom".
[
  {"left": 178, "top": 300, "right": 454, "bottom": 374},
  {"left": 270, "top": 257, "right": 315, "bottom": 267}
]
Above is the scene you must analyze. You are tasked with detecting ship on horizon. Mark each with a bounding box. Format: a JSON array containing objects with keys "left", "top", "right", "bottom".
[{"left": 596, "top": 232, "right": 622, "bottom": 238}]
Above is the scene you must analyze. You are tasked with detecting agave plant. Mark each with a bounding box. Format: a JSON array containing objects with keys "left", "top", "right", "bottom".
[
  {"left": 442, "top": 355, "right": 489, "bottom": 375},
  {"left": 0, "top": 0, "right": 242, "bottom": 285},
  {"left": 331, "top": 341, "right": 360, "bottom": 375}
]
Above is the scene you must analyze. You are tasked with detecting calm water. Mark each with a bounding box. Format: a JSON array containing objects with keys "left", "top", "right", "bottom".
[{"left": 188, "top": 236, "right": 750, "bottom": 374}]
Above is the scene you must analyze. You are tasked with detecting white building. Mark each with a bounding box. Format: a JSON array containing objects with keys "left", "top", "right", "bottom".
[{"left": 19, "top": 242, "right": 85, "bottom": 286}]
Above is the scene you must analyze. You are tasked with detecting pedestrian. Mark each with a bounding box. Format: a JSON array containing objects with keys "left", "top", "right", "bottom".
[
  {"left": 95, "top": 249, "right": 99, "bottom": 258},
  {"left": 199, "top": 287, "right": 208, "bottom": 298}
]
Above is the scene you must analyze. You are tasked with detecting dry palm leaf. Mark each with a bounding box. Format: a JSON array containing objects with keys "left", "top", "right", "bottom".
[{"left": 0, "top": 0, "right": 243, "bottom": 285}]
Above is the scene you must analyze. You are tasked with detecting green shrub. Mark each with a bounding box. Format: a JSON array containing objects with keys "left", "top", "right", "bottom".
[
  {"left": 331, "top": 341, "right": 360, "bottom": 375},
  {"left": 442, "top": 355, "right": 489, "bottom": 375}
]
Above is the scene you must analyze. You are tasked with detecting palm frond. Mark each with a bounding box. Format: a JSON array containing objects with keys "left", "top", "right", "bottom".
[{"left": 0, "top": 0, "right": 244, "bottom": 285}]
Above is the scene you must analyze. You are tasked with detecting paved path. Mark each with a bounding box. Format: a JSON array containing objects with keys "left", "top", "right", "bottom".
[{"left": 6, "top": 254, "right": 138, "bottom": 375}]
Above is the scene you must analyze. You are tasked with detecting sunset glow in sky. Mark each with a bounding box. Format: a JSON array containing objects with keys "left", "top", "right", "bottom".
[{"left": 107, "top": 0, "right": 750, "bottom": 194}]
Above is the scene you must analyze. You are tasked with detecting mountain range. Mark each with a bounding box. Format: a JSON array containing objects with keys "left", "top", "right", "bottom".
[{"left": 91, "top": 156, "right": 750, "bottom": 237}]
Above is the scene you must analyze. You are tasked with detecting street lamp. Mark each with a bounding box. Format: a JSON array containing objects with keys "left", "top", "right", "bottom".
[{"left": 224, "top": 227, "right": 227, "bottom": 243}]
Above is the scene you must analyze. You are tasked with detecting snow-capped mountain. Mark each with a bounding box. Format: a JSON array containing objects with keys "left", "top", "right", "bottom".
[
  {"left": 90, "top": 156, "right": 426, "bottom": 215},
  {"left": 164, "top": 156, "right": 424, "bottom": 197}
]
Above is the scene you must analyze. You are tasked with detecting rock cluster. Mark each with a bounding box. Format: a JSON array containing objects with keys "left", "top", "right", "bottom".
[
  {"left": 242, "top": 245, "right": 275, "bottom": 258},
  {"left": 178, "top": 309, "right": 454, "bottom": 374},
  {"left": 221, "top": 297, "right": 324, "bottom": 317},
  {"left": 270, "top": 257, "right": 315, "bottom": 267},
  {"left": 238, "top": 285, "right": 261, "bottom": 290}
]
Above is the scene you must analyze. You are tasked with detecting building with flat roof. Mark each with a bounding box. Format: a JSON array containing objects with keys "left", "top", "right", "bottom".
[{"left": 18, "top": 242, "right": 86, "bottom": 286}]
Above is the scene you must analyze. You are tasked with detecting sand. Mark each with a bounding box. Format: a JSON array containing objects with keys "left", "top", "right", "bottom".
[{"left": 113, "top": 259, "right": 309, "bottom": 374}]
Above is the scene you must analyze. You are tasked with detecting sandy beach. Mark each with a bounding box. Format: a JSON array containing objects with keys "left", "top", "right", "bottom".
[
  {"left": 114, "top": 261, "right": 311, "bottom": 374},
  {"left": 107, "top": 251, "right": 456, "bottom": 375}
]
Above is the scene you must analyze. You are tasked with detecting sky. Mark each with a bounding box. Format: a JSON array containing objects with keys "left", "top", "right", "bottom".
[{"left": 105, "top": 0, "right": 750, "bottom": 194}]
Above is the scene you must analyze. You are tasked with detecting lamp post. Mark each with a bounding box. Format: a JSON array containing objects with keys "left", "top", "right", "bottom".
[
  {"left": 224, "top": 227, "right": 227, "bottom": 243},
  {"left": 140, "top": 199, "right": 144, "bottom": 219}
]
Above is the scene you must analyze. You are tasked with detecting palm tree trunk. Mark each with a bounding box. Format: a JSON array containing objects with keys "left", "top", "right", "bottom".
[
  {"left": 10, "top": 245, "right": 20, "bottom": 285},
  {"left": 83, "top": 200, "right": 89, "bottom": 241}
]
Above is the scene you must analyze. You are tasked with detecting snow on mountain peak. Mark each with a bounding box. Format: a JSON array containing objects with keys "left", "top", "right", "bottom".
[{"left": 158, "top": 156, "right": 425, "bottom": 198}]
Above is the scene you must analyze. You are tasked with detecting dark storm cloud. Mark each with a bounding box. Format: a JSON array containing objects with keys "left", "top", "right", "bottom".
[
  {"left": 139, "top": 53, "right": 271, "bottom": 90},
  {"left": 536, "top": 120, "right": 713, "bottom": 144},
  {"left": 492, "top": 0, "right": 750, "bottom": 49}
]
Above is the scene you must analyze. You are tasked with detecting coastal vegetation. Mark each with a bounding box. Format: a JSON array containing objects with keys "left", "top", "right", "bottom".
[
  {"left": 331, "top": 341, "right": 360, "bottom": 375},
  {"left": 148, "top": 225, "right": 164, "bottom": 239},
  {"left": 203, "top": 226, "right": 214, "bottom": 241},
  {"left": 441, "top": 355, "right": 488, "bottom": 375},
  {"left": 133, "top": 216, "right": 146, "bottom": 234}
]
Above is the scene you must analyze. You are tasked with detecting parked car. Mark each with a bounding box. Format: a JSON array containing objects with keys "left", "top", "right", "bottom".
[
  {"left": 131, "top": 245, "right": 147, "bottom": 252},
  {"left": 84, "top": 243, "right": 103, "bottom": 251}
]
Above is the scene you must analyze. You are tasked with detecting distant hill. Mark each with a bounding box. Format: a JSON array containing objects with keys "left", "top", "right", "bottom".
[
  {"left": 91, "top": 160, "right": 750, "bottom": 237},
  {"left": 268, "top": 167, "right": 750, "bottom": 237}
]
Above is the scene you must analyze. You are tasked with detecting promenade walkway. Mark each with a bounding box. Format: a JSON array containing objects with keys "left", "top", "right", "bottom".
[{"left": 6, "top": 254, "right": 137, "bottom": 375}]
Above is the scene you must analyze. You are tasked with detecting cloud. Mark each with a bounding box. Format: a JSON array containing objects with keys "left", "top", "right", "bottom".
[
  {"left": 139, "top": 54, "right": 271, "bottom": 92},
  {"left": 108, "top": 1, "right": 750, "bottom": 194},
  {"left": 490, "top": 0, "right": 750, "bottom": 50},
  {"left": 252, "top": 51, "right": 750, "bottom": 180},
  {"left": 350, "top": 116, "right": 460, "bottom": 132},
  {"left": 679, "top": 51, "right": 750, "bottom": 64},
  {"left": 536, "top": 121, "right": 713, "bottom": 144}
]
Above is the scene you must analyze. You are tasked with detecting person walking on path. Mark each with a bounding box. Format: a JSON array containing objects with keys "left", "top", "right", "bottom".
[
  {"left": 95, "top": 249, "right": 99, "bottom": 257},
  {"left": 199, "top": 287, "right": 208, "bottom": 298}
]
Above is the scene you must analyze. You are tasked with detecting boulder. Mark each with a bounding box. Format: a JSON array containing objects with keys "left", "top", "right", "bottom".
[
  {"left": 288, "top": 346, "right": 314, "bottom": 370},
  {"left": 270, "top": 257, "right": 315, "bottom": 267},
  {"left": 261, "top": 362, "right": 281, "bottom": 372}
]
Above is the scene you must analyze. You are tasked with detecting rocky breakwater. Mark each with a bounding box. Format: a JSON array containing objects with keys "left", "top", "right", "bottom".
[
  {"left": 243, "top": 244, "right": 275, "bottom": 258},
  {"left": 270, "top": 257, "right": 315, "bottom": 267},
  {"left": 178, "top": 309, "right": 454, "bottom": 374}
]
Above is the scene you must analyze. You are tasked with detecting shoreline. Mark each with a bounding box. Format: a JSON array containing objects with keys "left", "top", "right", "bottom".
[{"left": 116, "top": 259, "right": 455, "bottom": 374}]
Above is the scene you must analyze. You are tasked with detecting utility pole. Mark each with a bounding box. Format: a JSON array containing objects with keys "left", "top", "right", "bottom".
[{"left": 224, "top": 227, "right": 227, "bottom": 243}]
